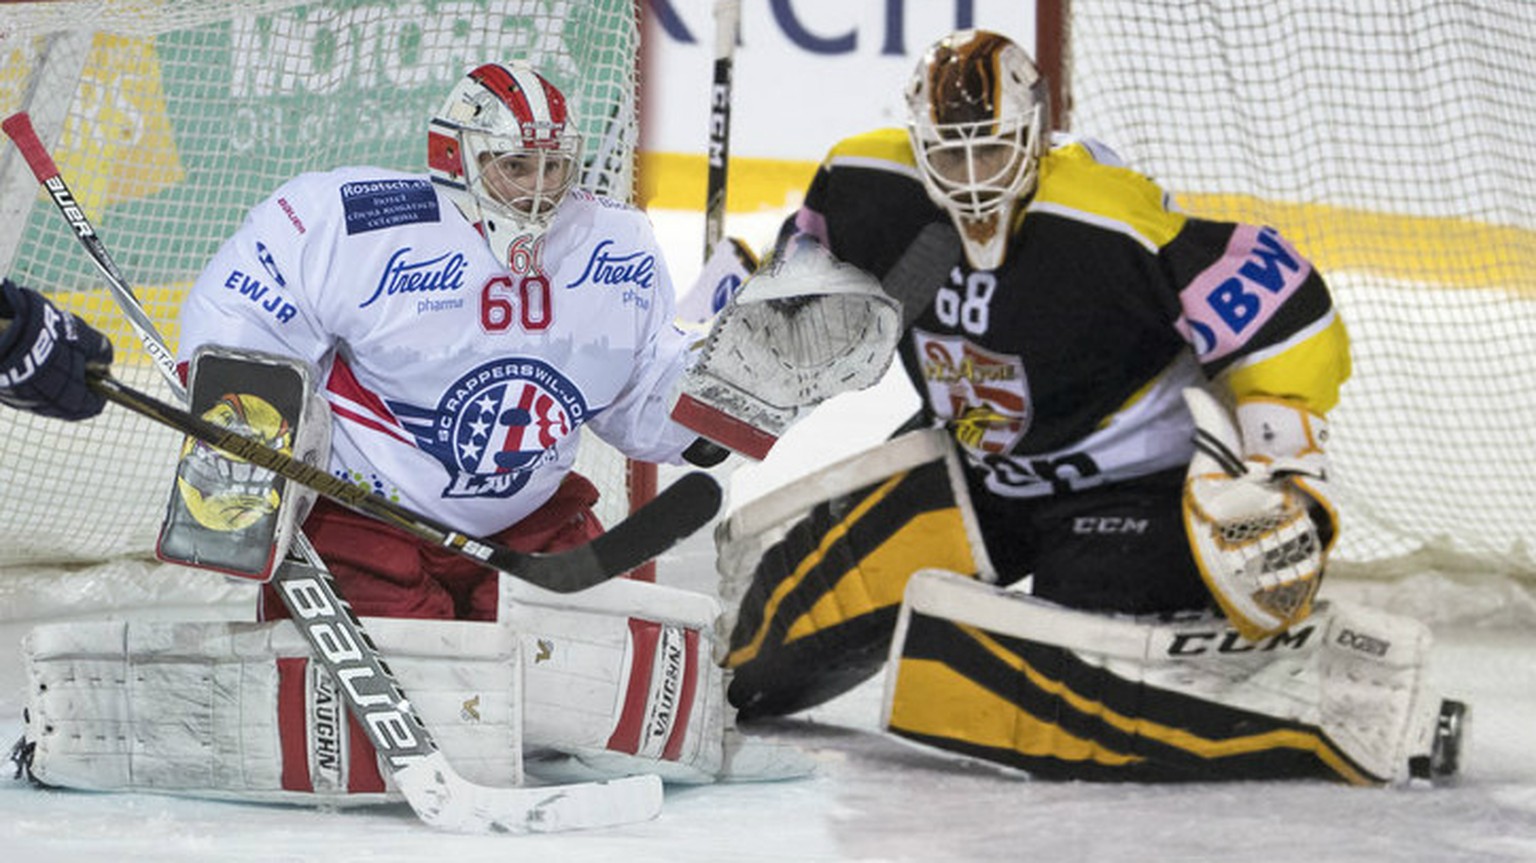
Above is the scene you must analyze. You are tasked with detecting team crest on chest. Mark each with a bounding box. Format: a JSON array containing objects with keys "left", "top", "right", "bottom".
[
  {"left": 913, "top": 330, "right": 1030, "bottom": 455},
  {"left": 387, "top": 358, "right": 589, "bottom": 499}
]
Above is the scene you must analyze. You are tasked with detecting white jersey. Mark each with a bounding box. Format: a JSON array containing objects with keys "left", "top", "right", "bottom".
[{"left": 179, "top": 166, "right": 697, "bottom": 537}]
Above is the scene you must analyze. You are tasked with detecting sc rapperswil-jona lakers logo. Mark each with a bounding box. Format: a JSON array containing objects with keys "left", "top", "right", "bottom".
[{"left": 389, "top": 358, "right": 589, "bottom": 498}]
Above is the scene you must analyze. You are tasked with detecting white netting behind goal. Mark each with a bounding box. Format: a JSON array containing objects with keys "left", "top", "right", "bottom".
[
  {"left": 0, "top": 0, "right": 648, "bottom": 585},
  {"left": 1061, "top": 1, "right": 1536, "bottom": 594}
]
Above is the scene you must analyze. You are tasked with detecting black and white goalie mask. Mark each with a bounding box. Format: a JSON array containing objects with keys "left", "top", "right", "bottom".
[
  {"left": 157, "top": 346, "right": 330, "bottom": 581},
  {"left": 905, "top": 30, "right": 1048, "bottom": 271}
]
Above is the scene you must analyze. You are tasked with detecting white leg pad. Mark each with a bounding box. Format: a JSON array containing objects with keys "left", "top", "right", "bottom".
[
  {"left": 22, "top": 616, "right": 521, "bottom": 805},
  {"left": 890, "top": 570, "right": 1445, "bottom": 784},
  {"left": 501, "top": 575, "right": 811, "bottom": 784}
]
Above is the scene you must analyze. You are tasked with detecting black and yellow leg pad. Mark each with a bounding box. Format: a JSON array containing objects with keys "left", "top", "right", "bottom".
[
  {"left": 724, "top": 457, "right": 985, "bottom": 720},
  {"left": 883, "top": 572, "right": 1391, "bottom": 785}
]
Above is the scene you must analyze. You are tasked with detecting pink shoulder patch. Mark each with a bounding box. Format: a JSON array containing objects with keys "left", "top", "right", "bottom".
[
  {"left": 1176, "top": 224, "right": 1313, "bottom": 362},
  {"left": 793, "top": 207, "right": 830, "bottom": 245}
]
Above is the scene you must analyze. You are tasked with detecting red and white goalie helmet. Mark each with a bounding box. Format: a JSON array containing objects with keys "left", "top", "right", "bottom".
[
  {"left": 427, "top": 62, "right": 583, "bottom": 264},
  {"left": 905, "top": 30, "right": 1048, "bottom": 270}
]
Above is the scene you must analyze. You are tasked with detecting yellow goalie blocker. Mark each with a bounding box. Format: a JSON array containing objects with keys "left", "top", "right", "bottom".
[{"left": 882, "top": 570, "right": 1465, "bottom": 785}]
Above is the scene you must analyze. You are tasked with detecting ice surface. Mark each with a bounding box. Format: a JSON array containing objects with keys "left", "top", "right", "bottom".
[
  {"left": 4, "top": 579, "right": 1534, "bottom": 863},
  {"left": 4, "top": 209, "right": 1535, "bottom": 862}
]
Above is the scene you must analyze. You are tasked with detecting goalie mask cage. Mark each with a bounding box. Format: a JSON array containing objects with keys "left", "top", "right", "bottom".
[
  {"left": 1039, "top": 1, "right": 1536, "bottom": 602},
  {"left": 0, "top": 0, "right": 656, "bottom": 594}
]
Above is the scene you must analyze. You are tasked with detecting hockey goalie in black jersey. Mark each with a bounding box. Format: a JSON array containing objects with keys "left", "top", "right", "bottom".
[{"left": 718, "top": 30, "right": 1464, "bottom": 785}]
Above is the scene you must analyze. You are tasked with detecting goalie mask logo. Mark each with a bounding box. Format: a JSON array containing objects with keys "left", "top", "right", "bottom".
[
  {"left": 176, "top": 392, "right": 292, "bottom": 531},
  {"left": 388, "top": 358, "right": 589, "bottom": 499}
]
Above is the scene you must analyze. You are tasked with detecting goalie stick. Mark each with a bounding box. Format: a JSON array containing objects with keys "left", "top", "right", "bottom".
[
  {"left": 268, "top": 556, "right": 663, "bottom": 833},
  {"left": 89, "top": 369, "right": 719, "bottom": 592},
  {"left": 2, "top": 110, "right": 691, "bottom": 831},
  {"left": 703, "top": 0, "right": 740, "bottom": 256}
]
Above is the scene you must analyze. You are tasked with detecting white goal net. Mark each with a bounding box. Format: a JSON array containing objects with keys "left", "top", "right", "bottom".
[
  {"left": 0, "top": 0, "right": 650, "bottom": 607},
  {"left": 1054, "top": 1, "right": 1536, "bottom": 615}
]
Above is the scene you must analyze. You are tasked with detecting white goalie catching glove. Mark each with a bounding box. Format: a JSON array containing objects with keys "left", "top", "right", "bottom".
[
  {"left": 670, "top": 238, "right": 902, "bottom": 459},
  {"left": 1182, "top": 387, "right": 1339, "bottom": 641}
]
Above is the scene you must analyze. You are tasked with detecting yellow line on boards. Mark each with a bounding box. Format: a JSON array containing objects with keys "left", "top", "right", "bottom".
[
  {"left": 638, "top": 152, "right": 1536, "bottom": 294},
  {"left": 638, "top": 151, "right": 816, "bottom": 213},
  {"left": 1182, "top": 193, "right": 1536, "bottom": 294}
]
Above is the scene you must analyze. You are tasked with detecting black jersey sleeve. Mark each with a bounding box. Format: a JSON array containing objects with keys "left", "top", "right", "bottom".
[{"left": 776, "top": 129, "right": 945, "bottom": 281}]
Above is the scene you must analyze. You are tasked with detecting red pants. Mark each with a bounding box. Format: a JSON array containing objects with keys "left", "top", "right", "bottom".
[{"left": 259, "top": 473, "right": 604, "bottom": 621}]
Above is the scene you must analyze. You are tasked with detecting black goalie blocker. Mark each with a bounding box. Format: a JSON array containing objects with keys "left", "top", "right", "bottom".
[{"left": 157, "top": 346, "right": 330, "bottom": 581}]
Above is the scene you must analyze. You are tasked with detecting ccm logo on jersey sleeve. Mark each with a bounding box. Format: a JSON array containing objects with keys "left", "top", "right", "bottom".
[
  {"left": 340, "top": 178, "right": 441, "bottom": 235},
  {"left": 1178, "top": 225, "right": 1312, "bottom": 361}
]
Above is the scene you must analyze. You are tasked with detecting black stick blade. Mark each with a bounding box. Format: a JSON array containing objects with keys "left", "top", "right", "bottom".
[{"left": 499, "top": 471, "right": 723, "bottom": 593}]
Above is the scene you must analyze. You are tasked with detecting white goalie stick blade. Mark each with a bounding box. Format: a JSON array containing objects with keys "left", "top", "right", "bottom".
[
  {"left": 717, "top": 428, "right": 951, "bottom": 543},
  {"left": 275, "top": 560, "right": 663, "bottom": 833},
  {"left": 393, "top": 753, "right": 662, "bottom": 834}
]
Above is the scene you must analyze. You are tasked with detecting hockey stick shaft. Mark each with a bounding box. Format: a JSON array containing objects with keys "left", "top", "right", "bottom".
[
  {"left": 703, "top": 0, "right": 740, "bottom": 258},
  {"left": 89, "top": 370, "right": 719, "bottom": 592},
  {"left": 272, "top": 556, "right": 663, "bottom": 833},
  {"left": 2, "top": 112, "right": 183, "bottom": 397}
]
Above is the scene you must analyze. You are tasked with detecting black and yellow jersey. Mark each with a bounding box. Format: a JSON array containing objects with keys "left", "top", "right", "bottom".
[{"left": 785, "top": 128, "right": 1350, "bottom": 499}]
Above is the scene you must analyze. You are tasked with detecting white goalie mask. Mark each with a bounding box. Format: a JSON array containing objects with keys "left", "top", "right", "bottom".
[
  {"left": 905, "top": 31, "right": 1048, "bottom": 270},
  {"left": 427, "top": 62, "right": 583, "bottom": 265}
]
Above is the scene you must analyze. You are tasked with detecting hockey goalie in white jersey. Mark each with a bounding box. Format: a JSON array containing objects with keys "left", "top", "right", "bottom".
[{"left": 15, "top": 61, "right": 900, "bottom": 808}]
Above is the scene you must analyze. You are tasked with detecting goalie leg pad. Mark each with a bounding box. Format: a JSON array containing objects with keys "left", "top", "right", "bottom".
[
  {"left": 723, "top": 450, "right": 989, "bottom": 720},
  {"left": 883, "top": 571, "right": 1452, "bottom": 785},
  {"left": 499, "top": 576, "right": 811, "bottom": 785},
  {"left": 157, "top": 346, "right": 332, "bottom": 582},
  {"left": 22, "top": 615, "right": 521, "bottom": 804}
]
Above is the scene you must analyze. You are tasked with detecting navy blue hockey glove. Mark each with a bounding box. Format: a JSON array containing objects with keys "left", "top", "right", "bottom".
[{"left": 0, "top": 279, "right": 113, "bottom": 420}]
